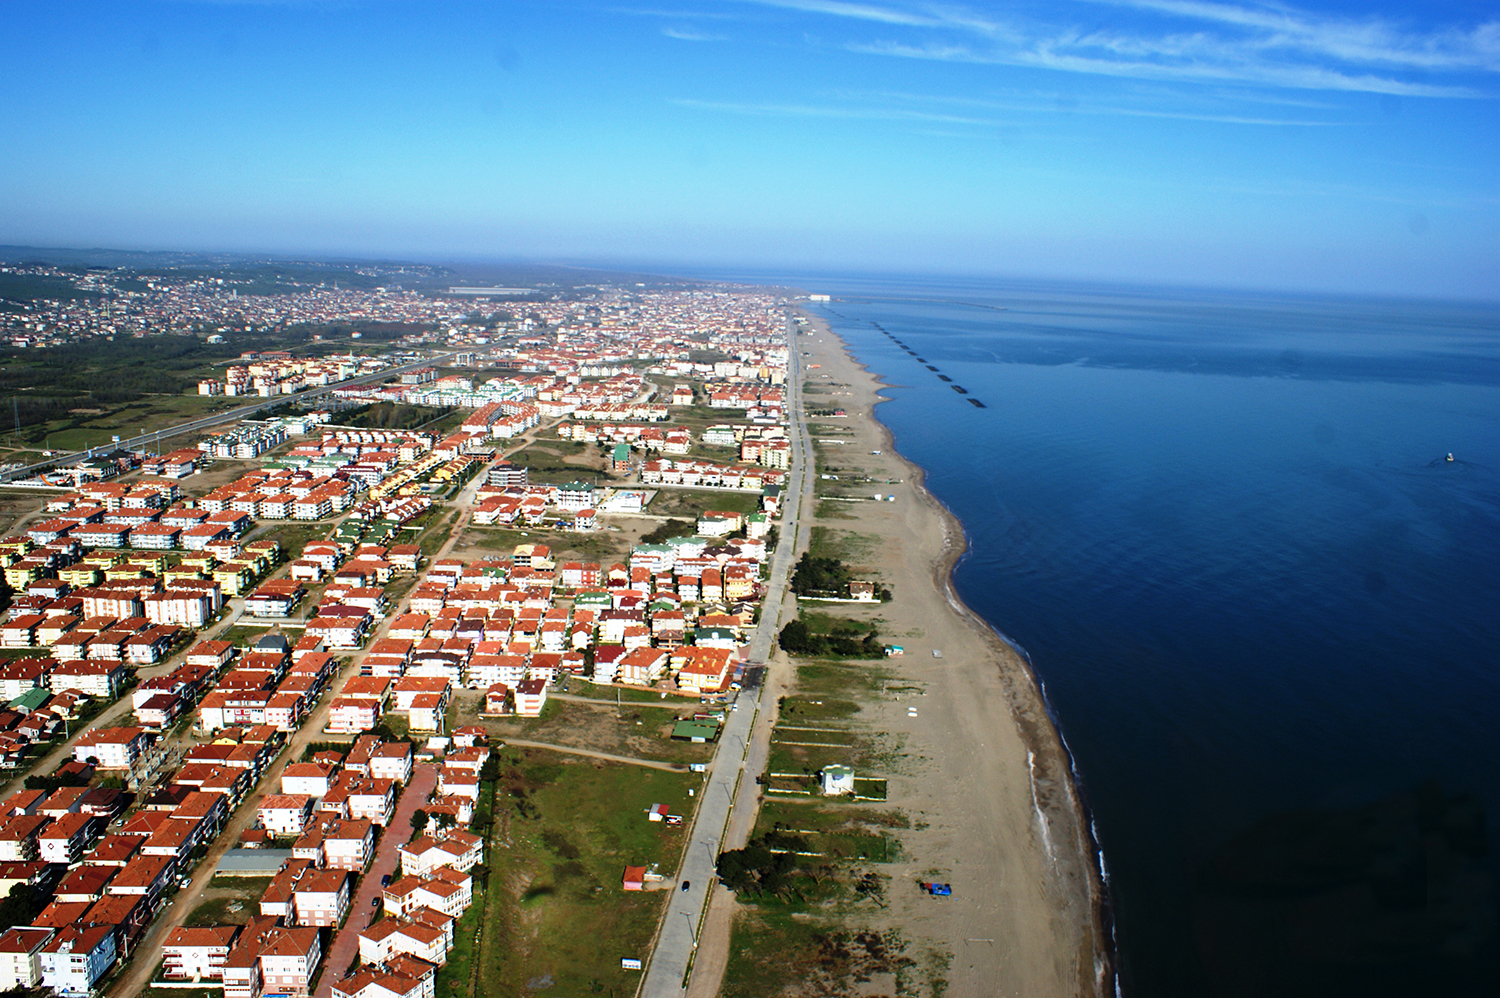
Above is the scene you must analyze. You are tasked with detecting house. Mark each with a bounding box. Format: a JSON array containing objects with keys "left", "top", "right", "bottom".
[
  {"left": 331, "top": 966, "right": 428, "bottom": 998},
  {"left": 258, "top": 925, "right": 322, "bottom": 995},
  {"left": 106, "top": 853, "right": 175, "bottom": 901},
  {"left": 71, "top": 726, "right": 152, "bottom": 770},
  {"left": 0, "top": 925, "right": 53, "bottom": 991},
  {"left": 38, "top": 812, "right": 98, "bottom": 865},
  {"left": 369, "top": 742, "right": 413, "bottom": 784},
  {"left": 357, "top": 917, "right": 448, "bottom": 967},
  {"left": 382, "top": 872, "right": 471, "bottom": 920},
  {"left": 49, "top": 659, "right": 128, "bottom": 698},
  {"left": 281, "top": 762, "right": 336, "bottom": 798},
  {"left": 39, "top": 923, "right": 117, "bottom": 996},
  {"left": 0, "top": 814, "right": 51, "bottom": 861},
  {"left": 292, "top": 868, "right": 351, "bottom": 927},
  {"left": 513, "top": 678, "right": 547, "bottom": 717},
  {"left": 161, "top": 925, "right": 241, "bottom": 981},
  {"left": 222, "top": 923, "right": 322, "bottom": 998},
  {"left": 258, "top": 795, "right": 315, "bottom": 836},
  {"left": 327, "top": 696, "right": 380, "bottom": 735},
  {"left": 398, "top": 830, "right": 483, "bottom": 877},
  {"left": 623, "top": 866, "right": 647, "bottom": 891}
]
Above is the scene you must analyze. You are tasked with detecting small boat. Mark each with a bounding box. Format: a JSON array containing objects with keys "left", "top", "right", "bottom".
[{"left": 1446, "top": 453, "right": 1455, "bottom": 462}]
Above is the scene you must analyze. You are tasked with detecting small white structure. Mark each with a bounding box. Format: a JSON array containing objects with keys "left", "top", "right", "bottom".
[{"left": 820, "top": 765, "right": 855, "bottom": 796}]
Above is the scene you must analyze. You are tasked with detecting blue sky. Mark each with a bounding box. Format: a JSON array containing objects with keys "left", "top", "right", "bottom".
[{"left": 1, "top": 1, "right": 1496, "bottom": 297}]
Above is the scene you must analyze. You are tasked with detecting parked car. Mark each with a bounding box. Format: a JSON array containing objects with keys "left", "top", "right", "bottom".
[
  {"left": 381, "top": 874, "right": 391, "bottom": 886},
  {"left": 680, "top": 880, "right": 691, "bottom": 892}
]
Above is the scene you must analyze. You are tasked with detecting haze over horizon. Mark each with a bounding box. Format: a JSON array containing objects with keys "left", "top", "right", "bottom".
[{"left": 2, "top": 0, "right": 1497, "bottom": 298}]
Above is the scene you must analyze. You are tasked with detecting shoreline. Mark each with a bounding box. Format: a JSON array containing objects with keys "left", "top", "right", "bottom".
[{"left": 799, "top": 307, "right": 1110, "bottom": 996}]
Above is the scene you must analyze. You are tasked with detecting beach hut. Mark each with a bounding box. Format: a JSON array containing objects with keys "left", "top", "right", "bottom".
[{"left": 820, "top": 765, "right": 855, "bottom": 796}]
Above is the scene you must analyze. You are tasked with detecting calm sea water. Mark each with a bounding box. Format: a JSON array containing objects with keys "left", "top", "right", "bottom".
[{"left": 769, "top": 274, "right": 1498, "bottom": 997}]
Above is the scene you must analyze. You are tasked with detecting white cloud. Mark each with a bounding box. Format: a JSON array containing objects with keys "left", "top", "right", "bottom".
[{"left": 739, "top": 0, "right": 1497, "bottom": 97}]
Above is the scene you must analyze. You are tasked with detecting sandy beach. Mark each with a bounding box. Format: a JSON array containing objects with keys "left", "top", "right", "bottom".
[{"left": 741, "top": 310, "right": 1109, "bottom": 996}]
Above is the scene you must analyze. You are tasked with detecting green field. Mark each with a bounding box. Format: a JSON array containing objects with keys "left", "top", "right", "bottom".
[
  {"left": 478, "top": 752, "right": 698, "bottom": 996},
  {"left": 3, "top": 393, "right": 245, "bottom": 454}
]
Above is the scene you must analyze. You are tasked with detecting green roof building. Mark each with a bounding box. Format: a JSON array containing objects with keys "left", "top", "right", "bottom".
[{"left": 672, "top": 719, "right": 721, "bottom": 743}]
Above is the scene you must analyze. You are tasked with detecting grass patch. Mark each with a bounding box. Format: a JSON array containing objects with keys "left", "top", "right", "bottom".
[
  {"left": 808, "top": 526, "right": 879, "bottom": 563},
  {"left": 206, "top": 874, "right": 273, "bottom": 893},
  {"left": 478, "top": 753, "right": 698, "bottom": 996},
  {"left": 777, "top": 696, "right": 861, "bottom": 724},
  {"left": 433, "top": 888, "right": 482, "bottom": 996},
  {"left": 456, "top": 523, "right": 630, "bottom": 563},
  {"left": 415, "top": 507, "right": 458, "bottom": 557},
  {"left": 246, "top": 520, "right": 329, "bottom": 559},
  {"left": 813, "top": 499, "right": 857, "bottom": 521},
  {"left": 184, "top": 893, "right": 256, "bottom": 926},
  {"left": 723, "top": 910, "right": 930, "bottom": 998},
  {"left": 648, "top": 487, "right": 760, "bottom": 520}
]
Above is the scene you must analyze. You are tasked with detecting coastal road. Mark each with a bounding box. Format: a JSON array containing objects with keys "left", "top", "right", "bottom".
[
  {"left": 640, "top": 310, "right": 815, "bottom": 997},
  {"left": 0, "top": 352, "right": 454, "bottom": 483}
]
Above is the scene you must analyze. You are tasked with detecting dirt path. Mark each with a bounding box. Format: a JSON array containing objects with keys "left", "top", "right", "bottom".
[{"left": 498, "top": 738, "right": 686, "bottom": 772}]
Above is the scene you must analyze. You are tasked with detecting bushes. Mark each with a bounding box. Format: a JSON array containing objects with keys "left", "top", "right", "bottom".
[
  {"left": 778, "top": 617, "right": 883, "bottom": 659},
  {"left": 639, "top": 519, "right": 694, "bottom": 545}
]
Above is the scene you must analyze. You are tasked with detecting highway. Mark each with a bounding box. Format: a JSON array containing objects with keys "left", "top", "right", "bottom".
[
  {"left": 639, "top": 309, "right": 814, "bottom": 996},
  {"left": 0, "top": 351, "right": 454, "bottom": 484}
]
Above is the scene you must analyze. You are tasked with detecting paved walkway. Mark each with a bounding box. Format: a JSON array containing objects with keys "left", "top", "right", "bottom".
[{"left": 315, "top": 761, "right": 438, "bottom": 998}]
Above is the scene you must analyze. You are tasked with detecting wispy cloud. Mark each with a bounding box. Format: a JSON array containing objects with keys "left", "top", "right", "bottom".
[
  {"left": 737, "top": 0, "right": 1497, "bottom": 97},
  {"left": 674, "top": 90, "right": 1334, "bottom": 127},
  {"left": 662, "top": 26, "right": 727, "bottom": 41},
  {"left": 670, "top": 97, "right": 1017, "bottom": 127}
]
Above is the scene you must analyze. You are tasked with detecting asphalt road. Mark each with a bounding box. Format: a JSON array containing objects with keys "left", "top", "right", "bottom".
[{"left": 639, "top": 311, "right": 813, "bottom": 997}]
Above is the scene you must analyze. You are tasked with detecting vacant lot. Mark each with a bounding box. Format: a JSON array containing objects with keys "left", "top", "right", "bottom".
[
  {"left": 479, "top": 752, "right": 698, "bottom": 996},
  {"left": 471, "top": 697, "right": 715, "bottom": 768}
]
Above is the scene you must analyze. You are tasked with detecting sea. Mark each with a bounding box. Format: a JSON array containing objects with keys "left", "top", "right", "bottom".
[{"left": 721, "top": 271, "right": 1500, "bottom": 997}]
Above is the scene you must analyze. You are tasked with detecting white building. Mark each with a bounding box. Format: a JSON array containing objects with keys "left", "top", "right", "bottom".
[{"left": 39, "top": 924, "right": 117, "bottom": 998}]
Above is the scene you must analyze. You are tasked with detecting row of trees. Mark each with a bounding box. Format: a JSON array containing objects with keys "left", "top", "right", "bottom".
[{"left": 790, "top": 553, "right": 851, "bottom": 597}]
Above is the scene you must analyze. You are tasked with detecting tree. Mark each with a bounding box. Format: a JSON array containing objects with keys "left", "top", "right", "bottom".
[
  {"left": 0, "top": 884, "right": 45, "bottom": 931},
  {"left": 716, "top": 832, "right": 809, "bottom": 897},
  {"left": 410, "top": 810, "right": 429, "bottom": 835},
  {"left": 790, "top": 553, "right": 852, "bottom": 597}
]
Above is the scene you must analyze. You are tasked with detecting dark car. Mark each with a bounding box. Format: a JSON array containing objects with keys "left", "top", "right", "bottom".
[
  {"left": 680, "top": 880, "right": 691, "bottom": 892},
  {"left": 381, "top": 874, "right": 391, "bottom": 886},
  {"left": 371, "top": 897, "right": 380, "bottom": 906}
]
